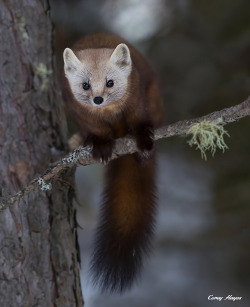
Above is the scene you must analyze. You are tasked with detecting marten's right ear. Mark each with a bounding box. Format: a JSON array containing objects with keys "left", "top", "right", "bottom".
[{"left": 63, "top": 48, "right": 81, "bottom": 75}]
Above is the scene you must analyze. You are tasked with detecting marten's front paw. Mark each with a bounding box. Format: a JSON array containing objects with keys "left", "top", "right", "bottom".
[
  {"left": 86, "top": 135, "right": 114, "bottom": 163},
  {"left": 135, "top": 125, "right": 154, "bottom": 152},
  {"left": 93, "top": 141, "right": 114, "bottom": 163}
]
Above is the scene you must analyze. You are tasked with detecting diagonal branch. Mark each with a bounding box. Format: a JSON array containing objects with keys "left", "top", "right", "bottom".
[{"left": 0, "top": 96, "right": 250, "bottom": 212}]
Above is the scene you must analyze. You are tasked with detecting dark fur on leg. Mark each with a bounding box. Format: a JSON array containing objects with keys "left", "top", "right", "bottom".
[
  {"left": 134, "top": 122, "right": 154, "bottom": 152},
  {"left": 84, "top": 134, "right": 114, "bottom": 163}
]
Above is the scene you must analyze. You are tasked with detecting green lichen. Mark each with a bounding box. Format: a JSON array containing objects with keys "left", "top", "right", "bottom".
[
  {"left": 16, "top": 16, "right": 29, "bottom": 40},
  {"left": 35, "top": 63, "right": 52, "bottom": 90},
  {"left": 187, "top": 120, "right": 230, "bottom": 160}
]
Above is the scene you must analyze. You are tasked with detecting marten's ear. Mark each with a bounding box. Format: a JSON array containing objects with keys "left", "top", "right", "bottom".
[
  {"left": 63, "top": 48, "right": 81, "bottom": 75},
  {"left": 110, "top": 43, "right": 131, "bottom": 67}
]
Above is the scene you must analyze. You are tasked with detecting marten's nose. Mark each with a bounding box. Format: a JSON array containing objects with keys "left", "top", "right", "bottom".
[{"left": 93, "top": 96, "right": 104, "bottom": 105}]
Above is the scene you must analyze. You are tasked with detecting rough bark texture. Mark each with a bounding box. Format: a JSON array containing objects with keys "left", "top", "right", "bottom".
[{"left": 0, "top": 0, "right": 83, "bottom": 306}]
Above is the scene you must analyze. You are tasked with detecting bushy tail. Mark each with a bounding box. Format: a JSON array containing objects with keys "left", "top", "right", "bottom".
[{"left": 90, "top": 153, "right": 157, "bottom": 293}]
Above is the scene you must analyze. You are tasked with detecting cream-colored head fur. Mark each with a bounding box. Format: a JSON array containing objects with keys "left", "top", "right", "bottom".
[{"left": 63, "top": 43, "right": 132, "bottom": 109}]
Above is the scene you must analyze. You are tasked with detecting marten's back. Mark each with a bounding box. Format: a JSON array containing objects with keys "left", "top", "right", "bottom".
[{"left": 73, "top": 32, "right": 126, "bottom": 50}]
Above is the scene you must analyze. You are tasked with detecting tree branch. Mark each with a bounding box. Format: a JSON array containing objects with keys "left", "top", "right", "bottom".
[{"left": 1, "top": 96, "right": 250, "bottom": 212}]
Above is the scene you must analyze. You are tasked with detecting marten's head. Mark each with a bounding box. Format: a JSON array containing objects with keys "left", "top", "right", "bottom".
[{"left": 63, "top": 44, "right": 132, "bottom": 109}]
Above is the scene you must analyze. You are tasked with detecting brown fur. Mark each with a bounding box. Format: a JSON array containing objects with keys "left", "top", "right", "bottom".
[{"left": 62, "top": 33, "right": 164, "bottom": 293}]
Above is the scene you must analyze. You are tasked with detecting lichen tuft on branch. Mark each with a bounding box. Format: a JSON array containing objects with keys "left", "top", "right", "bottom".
[{"left": 187, "top": 120, "right": 230, "bottom": 160}]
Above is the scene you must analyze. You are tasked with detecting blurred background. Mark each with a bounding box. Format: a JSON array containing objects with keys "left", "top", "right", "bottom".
[{"left": 50, "top": 0, "right": 250, "bottom": 306}]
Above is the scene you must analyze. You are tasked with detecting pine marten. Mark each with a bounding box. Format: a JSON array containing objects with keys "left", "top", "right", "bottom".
[{"left": 62, "top": 33, "right": 164, "bottom": 293}]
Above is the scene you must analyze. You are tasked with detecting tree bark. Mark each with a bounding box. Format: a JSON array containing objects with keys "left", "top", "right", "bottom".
[{"left": 0, "top": 0, "right": 83, "bottom": 306}]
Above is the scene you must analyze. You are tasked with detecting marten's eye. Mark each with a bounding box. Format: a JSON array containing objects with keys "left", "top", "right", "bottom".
[
  {"left": 83, "top": 82, "right": 90, "bottom": 90},
  {"left": 106, "top": 80, "right": 114, "bottom": 88}
]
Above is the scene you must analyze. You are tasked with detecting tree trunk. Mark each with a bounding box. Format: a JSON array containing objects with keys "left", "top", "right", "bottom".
[{"left": 0, "top": 0, "right": 83, "bottom": 306}]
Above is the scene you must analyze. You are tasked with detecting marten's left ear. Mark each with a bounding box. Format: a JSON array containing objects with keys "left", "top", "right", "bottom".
[{"left": 110, "top": 43, "right": 131, "bottom": 68}]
